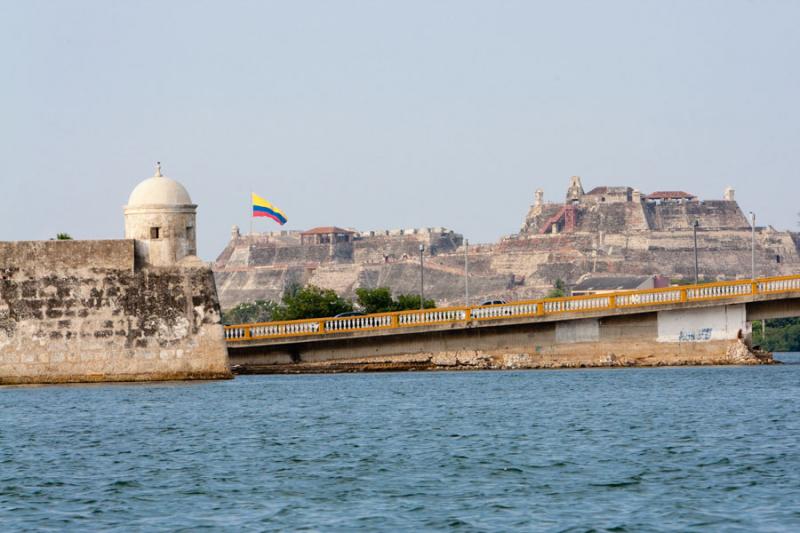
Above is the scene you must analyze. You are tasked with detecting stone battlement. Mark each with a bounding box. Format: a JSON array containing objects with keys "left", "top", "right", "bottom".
[
  {"left": 0, "top": 240, "right": 135, "bottom": 273},
  {"left": 217, "top": 226, "right": 464, "bottom": 271},
  {"left": 229, "top": 226, "right": 459, "bottom": 242}
]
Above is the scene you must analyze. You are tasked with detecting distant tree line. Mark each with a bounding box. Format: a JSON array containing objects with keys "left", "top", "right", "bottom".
[
  {"left": 752, "top": 318, "right": 800, "bottom": 353},
  {"left": 353, "top": 287, "right": 435, "bottom": 314},
  {"left": 222, "top": 285, "right": 435, "bottom": 324},
  {"left": 224, "top": 278, "right": 591, "bottom": 324}
]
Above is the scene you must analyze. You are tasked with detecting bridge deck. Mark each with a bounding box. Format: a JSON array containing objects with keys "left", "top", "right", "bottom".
[{"left": 225, "top": 274, "right": 800, "bottom": 345}]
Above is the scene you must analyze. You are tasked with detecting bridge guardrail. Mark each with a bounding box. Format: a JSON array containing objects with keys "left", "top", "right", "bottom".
[
  {"left": 758, "top": 276, "right": 800, "bottom": 294},
  {"left": 224, "top": 274, "right": 800, "bottom": 342}
]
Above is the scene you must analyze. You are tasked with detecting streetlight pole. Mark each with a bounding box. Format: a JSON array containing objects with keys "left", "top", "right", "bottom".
[
  {"left": 693, "top": 220, "right": 699, "bottom": 285},
  {"left": 749, "top": 211, "right": 756, "bottom": 280},
  {"left": 464, "top": 239, "right": 469, "bottom": 307},
  {"left": 419, "top": 244, "right": 425, "bottom": 310}
]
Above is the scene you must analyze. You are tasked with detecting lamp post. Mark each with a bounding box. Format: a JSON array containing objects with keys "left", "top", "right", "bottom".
[
  {"left": 749, "top": 211, "right": 756, "bottom": 280},
  {"left": 419, "top": 244, "right": 425, "bottom": 310},
  {"left": 750, "top": 212, "right": 763, "bottom": 345},
  {"left": 464, "top": 239, "right": 469, "bottom": 307},
  {"left": 693, "top": 219, "right": 700, "bottom": 285}
]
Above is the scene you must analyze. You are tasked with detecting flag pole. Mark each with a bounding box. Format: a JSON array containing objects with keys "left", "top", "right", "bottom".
[{"left": 249, "top": 189, "right": 254, "bottom": 236}]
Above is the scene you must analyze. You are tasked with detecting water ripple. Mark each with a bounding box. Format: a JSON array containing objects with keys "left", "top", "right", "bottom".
[{"left": 1, "top": 354, "right": 800, "bottom": 531}]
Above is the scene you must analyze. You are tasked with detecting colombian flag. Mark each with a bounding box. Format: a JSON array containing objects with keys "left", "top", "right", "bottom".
[{"left": 252, "top": 193, "right": 288, "bottom": 225}]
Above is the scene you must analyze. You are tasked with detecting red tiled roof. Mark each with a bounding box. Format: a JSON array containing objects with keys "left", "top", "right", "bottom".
[
  {"left": 301, "top": 226, "right": 355, "bottom": 235},
  {"left": 645, "top": 191, "right": 697, "bottom": 200}
]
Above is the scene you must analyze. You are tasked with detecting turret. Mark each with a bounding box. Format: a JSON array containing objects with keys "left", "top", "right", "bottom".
[
  {"left": 124, "top": 163, "right": 198, "bottom": 267},
  {"left": 724, "top": 187, "right": 735, "bottom": 201},
  {"left": 566, "top": 176, "right": 585, "bottom": 203}
]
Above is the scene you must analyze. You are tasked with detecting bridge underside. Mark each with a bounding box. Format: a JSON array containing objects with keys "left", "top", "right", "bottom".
[
  {"left": 747, "top": 298, "right": 800, "bottom": 321},
  {"left": 229, "top": 297, "right": 800, "bottom": 373}
]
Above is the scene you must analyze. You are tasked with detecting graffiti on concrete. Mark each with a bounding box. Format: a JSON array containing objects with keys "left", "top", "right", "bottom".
[{"left": 678, "top": 328, "right": 713, "bottom": 342}]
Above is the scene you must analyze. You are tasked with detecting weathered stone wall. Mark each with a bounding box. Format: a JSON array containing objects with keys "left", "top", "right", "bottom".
[
  {"left": 575, "top": 203, "right": 650, "bottom": 233},
  {"left": 216, "top": 230, "right": 462, "bottom": 272},
  {"left": 251, "top": 242, "right": 353, "bottom": 265},
  {"left": 520, "top": 198, "right": 750, "bottom": 236},
  {"left": 0, "top": 240, "right": 135, "bottom": 273},
  {"left": 0, "top": 240, "right": 230, "bottom": 384},
  {"left": 352, "top": 232, "right": 462, "bottom": 263},
  {"left": 643, "top": 200, "right": 749, "bottom": 231}
]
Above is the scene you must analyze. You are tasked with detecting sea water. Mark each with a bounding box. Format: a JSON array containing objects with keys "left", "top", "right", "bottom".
[{"left": 2, "top": 354, "right": 800, "bottom": 532}]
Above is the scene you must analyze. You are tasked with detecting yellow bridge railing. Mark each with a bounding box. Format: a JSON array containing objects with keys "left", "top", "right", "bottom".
[{"left": 224, "top": 274, "right": 800, "bottom": 343}]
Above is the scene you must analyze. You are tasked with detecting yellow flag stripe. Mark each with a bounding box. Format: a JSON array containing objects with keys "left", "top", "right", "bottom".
[{"left": 252, "top": 193, "right": 288, "bottom": 218}]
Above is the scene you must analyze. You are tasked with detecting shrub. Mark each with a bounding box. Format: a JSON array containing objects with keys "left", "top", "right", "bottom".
[
  {"left": 546, "top": 279, "right": 566, "bottom": 298},
  {"left": 273, "top": 285, "right": 353, "bottom": 320},
  {"left": 356, "top": 287, "right": 436, "bottom": 312},
  {"left": 222, "top": 300, "right": 279, "bottom": 325}
]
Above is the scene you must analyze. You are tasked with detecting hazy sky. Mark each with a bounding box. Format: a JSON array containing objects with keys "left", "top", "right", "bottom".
[{"left": 2, "top": 1, "right": 799, "bottom": 260}]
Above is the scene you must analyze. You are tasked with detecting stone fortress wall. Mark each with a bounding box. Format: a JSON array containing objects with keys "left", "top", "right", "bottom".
[
  {"left": 0, "top": 240, "right": 230, "bottom": 384},
  {"left": 217, "top": 226, "right": 463, "bottom": 267},
  {"left": 213, "top": 177, "right": 800, "bottom": 311},
  {"left": 214, "top": 227, "right": 469, "bottom": 308},
  {"left": 1, "top": 165, "right": 231, "bottom": 385}
]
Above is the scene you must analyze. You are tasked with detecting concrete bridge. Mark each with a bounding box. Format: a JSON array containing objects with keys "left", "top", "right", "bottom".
[{"left": 224, "top": 275, "right": 800, "bottom": 372}]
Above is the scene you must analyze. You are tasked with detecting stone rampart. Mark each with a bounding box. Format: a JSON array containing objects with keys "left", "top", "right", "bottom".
[
  {"left": 644, "top": 200, "right": 749, "bottom": 231},
  {"left": 352, "top": 232, "right": 462, "bottom": 263},
  {"left": 251, "top": 242, "right": 353, "bottom": 265},
  {"left": 0, "top": 240, "right": 231, "bottom": 384},
  {"left": 0, "top": 240, "right": 135, "bottom": 273}
]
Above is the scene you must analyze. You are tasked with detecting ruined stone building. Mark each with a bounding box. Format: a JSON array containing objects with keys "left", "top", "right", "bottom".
[{"left": 214, "top": 176, "right": 800, "bottom": 310}]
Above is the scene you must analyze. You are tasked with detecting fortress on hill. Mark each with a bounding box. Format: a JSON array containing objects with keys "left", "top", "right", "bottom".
[{"left": 214, "top": 176, "right": 800, "bottom": 309}]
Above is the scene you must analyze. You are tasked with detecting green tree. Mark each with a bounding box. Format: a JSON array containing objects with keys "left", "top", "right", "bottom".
[
  {"left": 56, "top": 233, "right": 73, "bottom": 240},
  {"left": 355, "top": 287, "right": 396, "bottom": 314},
  {"left": 274, "top": 285, "right": 353, "bottom": 320},
  {"left": 752, "top": 317, "right": 800, "bottom": 352},
  {"left": 222, "top": 300, "right": 279, "bottom": 325},
  {"left": 355, "top": 286, "right": 436, "bottom": 313},
  {"left": 283, "top": 281, "right": 302, "bottom": 300},
  {"left": 394, "top": 293, "right": 436, "bottom": 311},
  {"left": 546, "top": 279, "right": 566, "bottom": 298}
]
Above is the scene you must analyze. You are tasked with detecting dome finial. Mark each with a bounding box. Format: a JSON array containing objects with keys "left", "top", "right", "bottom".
[{"left": 155, "top": 161, "right": 162, "bottom": 177}]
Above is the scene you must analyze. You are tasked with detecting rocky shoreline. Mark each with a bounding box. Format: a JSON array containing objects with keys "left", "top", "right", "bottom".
[{"left": 231, "top": 339, "right": 775, "bottom": 375}]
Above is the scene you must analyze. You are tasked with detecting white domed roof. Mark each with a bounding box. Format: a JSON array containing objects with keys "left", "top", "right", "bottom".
[{"left": 127, "top": 164, "right": 193, "bottom": 207}]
